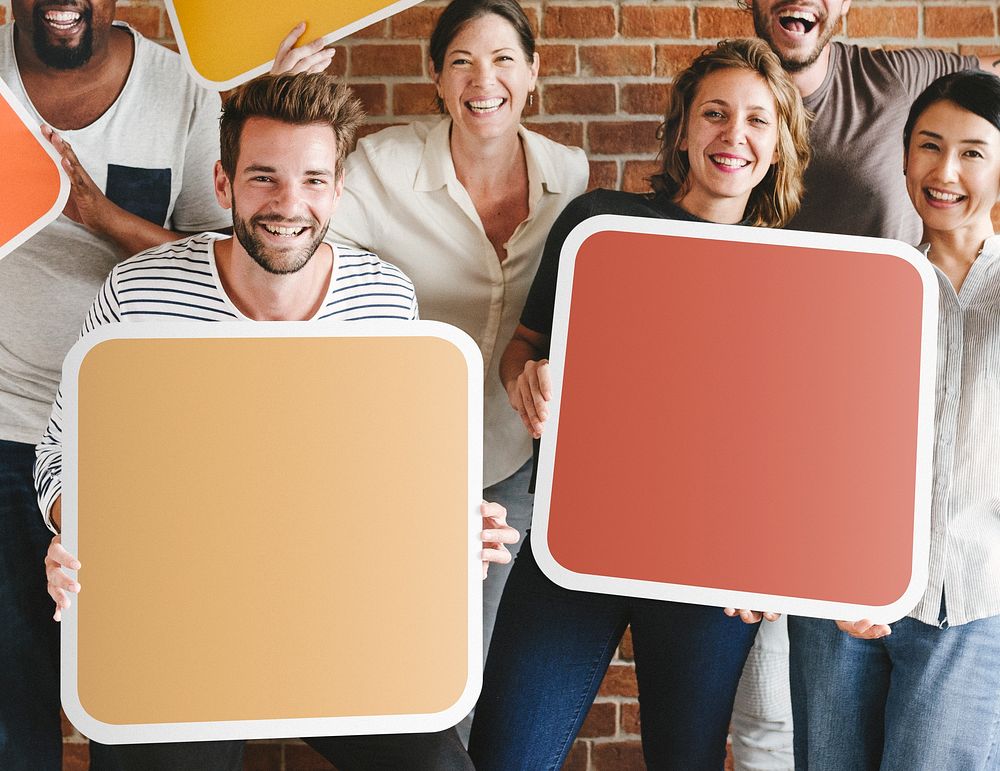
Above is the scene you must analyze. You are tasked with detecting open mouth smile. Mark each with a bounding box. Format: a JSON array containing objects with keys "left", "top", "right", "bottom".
[
  {"left": 258, "top": 223, "right": 308, "bottom": 238},
  {"left": 777, "top": 10, "right": 818, "bottom": 34},
  {"left": 924, "top": 187, "right": 966, "bottom": 206},
  {"left": 42, "top": 8, "right": 84, "bottom": 31},
  {"left": 466, "top": 97, "right": 506, "bottom": 115},
  {"left": 710, "top": 154, "right": 750, "bottom": 170}
]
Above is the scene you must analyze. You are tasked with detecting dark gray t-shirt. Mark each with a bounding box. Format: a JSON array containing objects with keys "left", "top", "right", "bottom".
[{"left": 790, "top": 42, "right": 978, "bottom": 242}]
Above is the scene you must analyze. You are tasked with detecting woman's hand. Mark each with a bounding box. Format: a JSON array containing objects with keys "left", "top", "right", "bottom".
[
  {"left": 480, "top": 501, "right": 520, "bottom": 579},
  {"left": 724, "top": 608, "right": 781, "bottom": 624},
  {"left": 44, "top": 534, "right": 81, "bottom": 622},
  {"left": 507, "top": 358, "right": 551, "bottom": 439},
  {"left": 271, "top": 22, "right": 337, "bottom": 75},
  {"left": 835, "top": 618, "right": 891, "bottom": 639}
]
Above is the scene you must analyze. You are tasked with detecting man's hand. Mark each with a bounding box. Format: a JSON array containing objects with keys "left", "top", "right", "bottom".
[
  {"left": 44, "top": 534, "right": 81, "bottom": 623},
  {"left": 836, "top": 618, "right": 891, "bottom": 639},
  {"left": 724, "top": 608, "right": 781, "bottom": 624},
  {"left": 42, "top": 125, "right": 113, "bottom": 232},
  {"left": 480, "top": 500, "right": 520, "bottom": 579},
  {"left": 271, "top": 22, "right": 337, "bottom": 75},
  {"left": 507, "top": 359, "right": 551, "bottom": 439}
]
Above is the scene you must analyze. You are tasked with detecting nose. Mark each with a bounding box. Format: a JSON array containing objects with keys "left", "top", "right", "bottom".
[
  {"left": 721, "top": 120, "right": 747, "bottom": 145},
  {"left": 471, "top": 59, "right": 498, "bottom": 87},
  {"left": 270, "top": 181, "right": 299, "bottom": 213},
  {"left": 934, "top": 151, "right": 960, "bottom": 182}
]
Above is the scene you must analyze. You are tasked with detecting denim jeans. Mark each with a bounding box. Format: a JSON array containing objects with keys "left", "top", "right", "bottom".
[
  {"left": 468, "top": 533, "right": 759, "bottom": 771},
  {"left": 88, "top": 729, "right": 473, "bottom": 770},
  {"left": 0, "top": 439, "right": 62, "bottom": 770},
  {"left": 788, "top": 612, "right": 1000, "bottom": 771}
]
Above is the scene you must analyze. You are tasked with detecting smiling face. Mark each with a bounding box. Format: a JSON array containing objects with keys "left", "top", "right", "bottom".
[
  {"left": 431, "top": 12, "right": 539, "bottom": 143},
  {"left": 13, "top": 0, "right": 115, "bottom": 69},
  {"left": 215, "top": 117, "right": 343, "bottom": 275},
  {"left": 677, "top": 68, "right": 780, "bottom": 223},
  {"left": 750, "top": 0, "right": 850, "bottom": 73},
  {"left": 905, "top": 100, "right": 1000, "bottom": 241}
]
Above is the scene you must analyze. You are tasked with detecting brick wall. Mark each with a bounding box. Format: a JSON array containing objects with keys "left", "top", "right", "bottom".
[{"left": 2, "top": 1, "right": 997, "bottom": 769}]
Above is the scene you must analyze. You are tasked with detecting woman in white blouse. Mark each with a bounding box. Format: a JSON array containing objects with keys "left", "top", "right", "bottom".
[{"left": 327, "top": 0, "right": 588, "bottom": 686}]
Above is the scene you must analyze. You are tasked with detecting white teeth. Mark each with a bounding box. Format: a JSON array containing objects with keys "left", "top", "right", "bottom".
[
  {"left": 467, "top": 98, "right": 504, "bottom": 113},
  {"left": 926, "top": 189, "right": 963, "bottom": 202},
  {"left": 711, "top": 155, "right": 749, "bottom": 168},
  {"left": 262, "top": 224, "right": 305, "bottom": 236},
  {"left": 779, "top": 10, "right": 817, "bottom": 22},
  {"left": 44, "top": 10, "right": 81, "bottom": 25}
]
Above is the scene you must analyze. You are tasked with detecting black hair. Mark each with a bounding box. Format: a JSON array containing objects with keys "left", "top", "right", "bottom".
[
  {"left": 904, "top": 70, "right": 1000, "bottom": 151},
  {"left": 429, "top": 0, "right": 535, "bottom": 113}
]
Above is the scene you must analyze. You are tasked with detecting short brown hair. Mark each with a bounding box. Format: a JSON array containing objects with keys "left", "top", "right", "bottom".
[
  {"left": 220, "top": 72, "right": 364, "bottom": 180},
  {"left": 651, "top": 38, "right": 811, "bottom": 228}
]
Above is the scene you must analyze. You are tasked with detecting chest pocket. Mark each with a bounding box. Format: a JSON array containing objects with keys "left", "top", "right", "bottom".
[{"left": 105, "top": 164, "right": 171, "bottom": 227}]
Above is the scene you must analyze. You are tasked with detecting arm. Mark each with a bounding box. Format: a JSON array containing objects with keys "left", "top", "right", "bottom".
[
  {"left": 979, "top": 55, "right": 1000, "bottom": 75},
  {"left": 500, "top": 324, "right": 551, "bottom": 439}
]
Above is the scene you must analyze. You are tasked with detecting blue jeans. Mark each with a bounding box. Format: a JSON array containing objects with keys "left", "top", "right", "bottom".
[
  {"left": 468, "top": 533, "right": 759, "bottom": 770},
  {"left": 0, "top": 439, "right": 62, "bottom": 770},
  {"left": 788, "top": 613, "right": 1000, "bottom": 770}
]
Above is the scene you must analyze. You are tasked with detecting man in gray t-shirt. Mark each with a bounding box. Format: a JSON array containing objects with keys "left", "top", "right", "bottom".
[
  {"left": 729, "top": 2, "right": 998, "bottom": 769},
  {"left": 0, "top": 3, "right": 228, "bottom": 767}
]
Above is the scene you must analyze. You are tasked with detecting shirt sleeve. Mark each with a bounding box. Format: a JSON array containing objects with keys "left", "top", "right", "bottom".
[
  {"left": 884, "top": 47, "right": 981, "bottom": 100},
  {"left": 34, "top": 271, "right": 124, "bottom": 533},
  {"left": 167, "top": 85, "right": 229, "bottom": 233},
  {"left": 520, "top": 192, "right": 599, "bottom": 337}
]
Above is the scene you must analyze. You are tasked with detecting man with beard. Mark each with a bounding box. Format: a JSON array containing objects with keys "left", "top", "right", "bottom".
[
  {"left": 0, "top": 2, "right": 229, "bottom": 767},
  {"left": 726, "top": 3, "right": 999, "bottom": 770},
  {"left": 33, "top": 71, "right": 518, "bottom": 771}
]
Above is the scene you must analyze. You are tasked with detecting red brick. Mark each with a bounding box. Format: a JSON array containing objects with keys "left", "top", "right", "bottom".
[
  {"left": 621, "top": 5, "right": 691, "bottom": 38},
  {"left": 284, "top": 740, "right": 336, "bottom": 769},
  {"left": 357, "top": 122, "right": 405, "bottom": 140},
  {"left": 563, "top": 739, "right": 590, "bottom": 770},
  {"left": 61, "top": 708, "right": 76, "bottom": 737},
  {"left": 538, "top": 43, "right": 578, "bottom": 76},
  {"left": 351, "top": 83, "right": 388, "bottom": 116},
  {"left": 392, "top": 4, "right": 443, "bottom": 38},
  {"left": 592, "top": 740, "right": 645, "bottom": 769},
  {"left": 581, "top": 44, "right": 653, "bottom": 76},
  {"left": 244, "top": 741, "right": 283, "bottom": 771},
  {"left": 579, "top": 700, "right": 617, "bottom": 738},
  {"left": 544, "top": 83, "right": 616, "bottom": 115},
  {"left": 0, "top": 8, "right": 6, "bottom": 25},
  {"left": 351, "top": 44, "right": 423, "bottom": 76},
  {"left": 63, "top": 743, "right": 90, "bottom": 771},
  {"left": 524, "top": 6, "right": 540, "bottom": 39},
  {"left": 393, "top": 82, "right": 438, "bottom": 116},
  {"left": 621, "top": 83, "right": 670, "bottom": 115},
  {"left": 621, "top": 701, "right": 642, "bottom": 734},
  {"left": 847, "top": 6, "right": 918, "bottom": 38},
  {"left": 623, "top": 160, "right": 660, "bottom": 193},
  {"left": 655, "top": 44, "right": 707, "bottom": 77},
  {"left": 960, "top": 44, "right": 1000, "bottom": 59},
  {"left": 525, "top": 120, "right": 584, "bottom": 147},
  {"left": 115, "top": 5, "right": 161, "bottom": 38},
  {"left": 598, "top": 663, "right": 639, "bottom": 697},
  {"left": 619, "top": 626, "right": 634, "bottom": 660},
  {"left": 327, "top": 46, "right": 347, "bottom": 78},
  {"left": 352, "top": 19, "right": 388, "bottom": 38},
  {"left": 726, "top": 741, "right": 736, "bottom": 771},
  {"left": 545, "top": 5, "right": 616, "bottom": 38},
  {"left": 588, "top": 160, "right": 618, "bottom": 191},
  {"left": 925, "top": 5, "right": 996, "bottom": 38},
  {"left": 589, "top": 120, "right": 660, "bottom": 155},
  {"left": 695, "top": 7, "right": 755, "bottom": 38}
]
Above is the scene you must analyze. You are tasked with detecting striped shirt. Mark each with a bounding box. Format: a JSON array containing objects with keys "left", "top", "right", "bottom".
[
  {"left": 909, "top": 234, "right": 1000, "bottom": 627},
  {"left": 34, "top": 233, "right": 418, "bottom": 529}
]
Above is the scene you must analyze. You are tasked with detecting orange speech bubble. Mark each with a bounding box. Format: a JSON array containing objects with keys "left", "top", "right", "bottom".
[
  {"left": 164, "top": 0, "right": 425, "bottom": 89},
  {"left": 59, "top": 321, "right": 483, "bottom": 743},
  {"left": 532, "top": 217, "right": 938, "bottom": 624},
  {"left": 0, "top": 79, "right": 68, "bottom": 262}
]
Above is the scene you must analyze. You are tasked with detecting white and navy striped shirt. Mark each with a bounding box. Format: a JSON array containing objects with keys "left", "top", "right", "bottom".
[{"left": 34, "top": 233, "right": 418, "bottom": 528}]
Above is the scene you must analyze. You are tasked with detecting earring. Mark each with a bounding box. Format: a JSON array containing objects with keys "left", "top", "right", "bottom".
[{"left": 528, "top": 91, "right": 535, "bottom": 107}]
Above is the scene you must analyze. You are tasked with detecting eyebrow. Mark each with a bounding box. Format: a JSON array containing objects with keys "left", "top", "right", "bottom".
[
  {"left": 917, "top": 129, "right": 990, "bottom": 146},
  {"left": 243, "top": 164, "right": 335, "bottom": 176},
  {"left": 448, "top": 47, "right": 518, "bottom": 56},
  {"left": 699, "top": 99, "right": 773, "bottom": 113}
]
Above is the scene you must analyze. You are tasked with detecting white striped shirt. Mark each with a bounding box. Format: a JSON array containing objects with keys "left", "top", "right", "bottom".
[
  {"left": 910, "top": 234, "right": 1000, "bottom": 626},
  {"left": 34, "top": 233, "right": 418, "bottom": 529}
]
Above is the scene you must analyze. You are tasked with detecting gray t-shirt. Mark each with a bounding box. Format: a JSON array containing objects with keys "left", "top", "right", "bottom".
[
  {"left": 790, "top": 42, "right": 978, "bottom": 242},
  {"left": 0, "top": 22, "right": 229, "bottom": 444}
]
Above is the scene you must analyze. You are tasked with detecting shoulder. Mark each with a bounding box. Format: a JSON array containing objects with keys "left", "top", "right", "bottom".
[
  {"left": 112, "top": 233, "right": 218, "bottom": 278},
  {"left": 128, "top": 26, "right": 218, "bottom": 108},
  {"left": 563, "top": 189, "right": 658, "bottom": 220},
  {"left": 332, "top": 244, "right": 415, "bottom": 290},
  {"left": 326, "top": 244, "right": 417, "bottom": 320},
  {"left": 350, "top": 122, "right": 433, "bottom": 170},
  {"left": 522, "top": 127, "right": 589, "bottom": 187}
]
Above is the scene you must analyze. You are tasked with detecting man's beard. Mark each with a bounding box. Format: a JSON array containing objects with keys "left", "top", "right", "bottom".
[
  {"left": 32, "top": 4, "right": 94, "bottom": 70},
  {"left": 752, "top": 4, "right": 840, "bottom": 73},
  {"left": 232, "top": 205, "right": 328, "bottom": 276}
]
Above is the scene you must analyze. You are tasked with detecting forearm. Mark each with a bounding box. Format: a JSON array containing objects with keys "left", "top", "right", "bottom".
[
  {"left": 500, "top": 329, "right": 548, "bottom": 393},
  {"left": 93, "top": 202, "right": 185, "bottom": 257}
]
